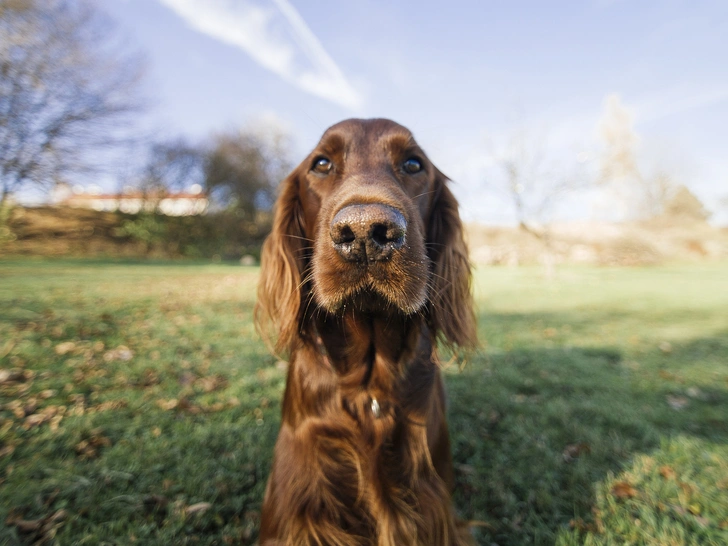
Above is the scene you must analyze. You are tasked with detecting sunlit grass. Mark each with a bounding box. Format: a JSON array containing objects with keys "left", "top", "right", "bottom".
[{"left": 1, "top": 259, "right": 726, "bottom": 545}]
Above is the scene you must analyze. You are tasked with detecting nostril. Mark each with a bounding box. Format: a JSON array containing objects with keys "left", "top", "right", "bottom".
[
  {"left": 371, "top": 224, "right": 389, "bottom": 246},
  {"left": 370, "top": 223, "right": 404, "bottom": 247},
  {"left": 334, "top": 225, "right": 356, "bottom": 245}
]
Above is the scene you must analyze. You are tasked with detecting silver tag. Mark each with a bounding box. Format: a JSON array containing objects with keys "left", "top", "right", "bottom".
[{"left": 370, "top": 398, "right": 381, "bottom": 418}]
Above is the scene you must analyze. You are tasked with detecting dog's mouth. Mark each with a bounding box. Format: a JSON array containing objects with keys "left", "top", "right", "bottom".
[{"left": 313, "top": 258, "right": 429, "bottom": 316}]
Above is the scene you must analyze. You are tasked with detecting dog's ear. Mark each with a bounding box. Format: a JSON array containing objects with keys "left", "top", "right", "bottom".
[
  {"left": 255, "top": 167, "right": 309, "bottom": 355},
  {"left": 426, "top": 171, "right": 477, "bottom": 350}
]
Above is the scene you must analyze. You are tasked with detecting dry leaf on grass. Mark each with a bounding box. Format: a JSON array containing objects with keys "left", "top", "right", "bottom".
[
  {"left": 569, "top": 517, "right": 598, "bottom": 533},
  {"left": 54, "top": 341, "right": 76, "bottom": 355},
  {"left": 103, "top": 345, "right": 134, "bottom": 362},
  {"left": 611, "top": 481, "right": 638, "bottom": 499},
  {"left": 6, "top": 509, "right": 68, "bottom": 543},
  {"left": 196, "top": 374, "right": 228, "bottom": 393},
  {"left": 0, "top": 368, "right": 34, "bottom": 385},
  {"left": 666, "top": 395, "right": 689, "bottom": 410},
  {"left": 156, "top": 398, "right": 179, "bottom": 411},
  {"left": 22, "top": 405, "right": 65, "bottom": 431},
  {"left": 75, "top": 429, "right": 112, "bottom": 459},
  {"left": 185, "top": 502, "right": 212, "bottom": 516}
]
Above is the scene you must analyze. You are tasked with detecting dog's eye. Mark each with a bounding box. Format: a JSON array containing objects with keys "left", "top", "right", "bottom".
[
  {"left": 312, "top": 157, "right": 333, "bottom": 174},
  {"left": 402, "top": 158, "right": 422, "bottom": 174}
]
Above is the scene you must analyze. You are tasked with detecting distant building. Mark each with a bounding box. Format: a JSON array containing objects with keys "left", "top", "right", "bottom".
[{"left": 52, "top": 184, "right": 208, "bottom": 216}]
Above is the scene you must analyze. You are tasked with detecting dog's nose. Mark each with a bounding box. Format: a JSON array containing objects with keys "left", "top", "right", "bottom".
[{"left": 330, "top": 204, "right": 406, "bottom": 262}]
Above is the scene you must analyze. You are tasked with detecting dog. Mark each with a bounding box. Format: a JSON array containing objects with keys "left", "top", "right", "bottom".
[{"left": 255, "top": 118, "right": 476, "bottom": 545}]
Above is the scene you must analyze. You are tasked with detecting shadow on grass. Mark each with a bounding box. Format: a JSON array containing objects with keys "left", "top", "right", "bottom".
[{"left": 445, "top": 329, "right": 728, "bottom": 545}]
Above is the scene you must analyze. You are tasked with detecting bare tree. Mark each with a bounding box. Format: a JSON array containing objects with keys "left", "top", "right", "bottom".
[
  {"left": 483, "top": 124, "right": 590, "bottom": 275},
  {"left": 0, "top": 0, "right": 143, "bottom": 204},
  {"left": 486, "top": 126, "right": 587, "bottom": 238},
  {"left": 596, "top": 94, "right": 688, "bottom": 220},
  {"left": 204, "top": 126, "right": 292, "bottom": 218},
  {"left": 139, "top": 139, "right": 203, "bottom": 194}
]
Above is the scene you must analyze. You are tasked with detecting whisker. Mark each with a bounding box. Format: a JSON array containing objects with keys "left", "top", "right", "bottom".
[
  {"left": 413, "top": 189, "right": 437, "bottom": 199},
  {"left": 284, "top": 234, "right": 314, "bottom": 243}
]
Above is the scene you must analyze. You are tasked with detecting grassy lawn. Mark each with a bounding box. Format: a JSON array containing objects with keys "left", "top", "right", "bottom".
[{"left": 1, "top": 259, "right": 726, "bottom": 545}]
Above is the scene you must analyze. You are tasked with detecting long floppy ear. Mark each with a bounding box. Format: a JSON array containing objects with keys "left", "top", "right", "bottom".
[
  {"left": 427, "top": 171, "right": 477, "bottom": 350},
  {"left": 254, "top": 168, "right": 308, "bottom": 355}
]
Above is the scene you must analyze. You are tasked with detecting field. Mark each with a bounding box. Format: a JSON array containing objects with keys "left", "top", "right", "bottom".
[{"left": 1, "top": 259, "right": 727, "bottom": 545}]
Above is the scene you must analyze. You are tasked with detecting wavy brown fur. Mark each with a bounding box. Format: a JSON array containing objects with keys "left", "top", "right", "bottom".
[{"left": 255, "top": 119, "right": 476, "bottom": 545}]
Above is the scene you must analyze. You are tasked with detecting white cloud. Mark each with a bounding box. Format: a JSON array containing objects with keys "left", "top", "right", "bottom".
[{"left": 157, "top": 0, "right": 363, "bottom": 110}]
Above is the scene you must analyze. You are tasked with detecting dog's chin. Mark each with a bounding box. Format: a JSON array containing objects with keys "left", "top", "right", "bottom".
[{"left": 314, "top": 278, "right": 427, "bottom": 317}]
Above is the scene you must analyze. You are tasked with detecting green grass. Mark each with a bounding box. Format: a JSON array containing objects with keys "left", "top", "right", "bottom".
[{"left": 1, "top": 259, "right": 726, "bottom": 545}]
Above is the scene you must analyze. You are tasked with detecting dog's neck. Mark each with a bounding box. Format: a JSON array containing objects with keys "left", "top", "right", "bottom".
[
  {"left": 282, "top": 308, "right": 435, "bottom": 435},
  {"left": 314, "top": 309, "right": 424, "bottom": 375}
]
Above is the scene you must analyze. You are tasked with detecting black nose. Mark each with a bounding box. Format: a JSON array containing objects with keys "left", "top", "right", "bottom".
[{"left": 330, "top": 204, "right": 406, "bottom": 262}]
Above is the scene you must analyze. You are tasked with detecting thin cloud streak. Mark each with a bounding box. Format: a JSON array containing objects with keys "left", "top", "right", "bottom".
[
  {"left": 157, "top": 0, "right": 363, "bottom": 109},
  {"left": 633, "top": 84, "right": 728, "bottom": 124}
]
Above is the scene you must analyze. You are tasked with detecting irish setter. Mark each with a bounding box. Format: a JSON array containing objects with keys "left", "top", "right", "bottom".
[{"left": 255, "top": 118, "right": 477, "bottom": 546}]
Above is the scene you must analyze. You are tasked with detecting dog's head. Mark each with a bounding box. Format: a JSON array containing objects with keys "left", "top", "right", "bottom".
[{"left": 255, "top": 119, "right": 476, "bottom": 353}]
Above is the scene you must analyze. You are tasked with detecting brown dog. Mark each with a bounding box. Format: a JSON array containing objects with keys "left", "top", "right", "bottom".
[{"left": 255, "top": 118, "right": 476, "bottom": 545}]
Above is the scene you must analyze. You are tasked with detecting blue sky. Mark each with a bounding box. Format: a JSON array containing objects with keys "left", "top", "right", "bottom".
[{"left": 106, "top": 0, "right": 728, "bottom": 224}]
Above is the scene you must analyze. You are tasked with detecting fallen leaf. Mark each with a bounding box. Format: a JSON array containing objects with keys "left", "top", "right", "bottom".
[
  {"left": 75, "top": 431, "right": 112, "bottom": 459},
  {"left": 666, "top": 395, "right": 689, "bottom": 410},
  {"left": 0, "top": 369, "right": 32, "bottom": 385},
  {"left": 6, "top": 509, "right": 68, "bottom": 543},
  {"left": 611, "top": 481, "right": 638, "bottom": 499},
  {"left": 0, "top": 340, "right": 16, "bottom": 359},
  {"left": 156, "top": 398, "right": 179, "bottom": 411},
  {"left": 54, "top": 341, "right": 76, "bottom": 355},
  {"left": 178, "top": 398, "right": 201, "bottom": 414},
  {"left": 91, "top": 400, "right": 127, "bottom": 413},
  {"left": 686, "top": 387, "right": 705, "bottom": 399},
  {"left": 569, "top": 518, "right": 597, "bottom": 533},
  {"left": 38, "top": 389, "right": 56, "bottom": 399},
  {"left": 23, "top": 399, "right": 38, "bottom": 416},
  {"left": 185, "top": 502, "right": 212, "bottom": 516},
  {"left": 197, "top": 374, "right": 227, "bottom": 393},
  {"left": 139, "top": 368, "right": 160, "bottom": 387},
  {"left": 103, "top": 345, "right": 134, "bottom": 362},
  {"left": 659, "top": 465, "right": 677, "bottom": 480}
]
